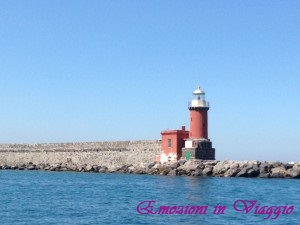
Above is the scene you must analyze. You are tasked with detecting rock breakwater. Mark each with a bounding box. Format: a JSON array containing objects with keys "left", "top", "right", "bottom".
[{"left": 1, "top": 160, "right": 300, "bottom": 178}]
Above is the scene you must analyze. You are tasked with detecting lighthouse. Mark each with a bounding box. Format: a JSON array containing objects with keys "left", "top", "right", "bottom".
[
  {"left": 182, "top": 86, "right": 215, "bottom": 160},
  {"left": 158, "top": 85, "right": 215, "bottom": 163}
]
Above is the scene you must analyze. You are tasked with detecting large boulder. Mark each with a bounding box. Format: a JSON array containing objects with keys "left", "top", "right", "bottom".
[
  {"left": 259, "top": 162, "right": 272, "bottom": 174},
  {"left": 203, "top": 160, "right": 219, "bottom": 166},
  {"left": 84, "top": 164, "right": 93, "bottom": 172},
  {"left": 135, "top": 167, "right": 146, "bottom": 174},
  {"left": 159, "top": 167, "right": 170, "bottom": 175},
  {"left": 271, "top": 161, "right": 283, "bottom": 168},
  {"left": 167, "top": 162, "right": 180, "bottom": 170},
  {"left": 148, "top": 167, "right": 159, "bottom": 175},
  {"left": 177, "top": 168, "right": 188, "bottom": 176},
  {"left": 292, "top": 163, "right": 300, "bottom": 170},
  {"left": 270, "top": 166, "right": 287, "bottom": 178},
  {"left": 178, "top": 159, "right": 187, "bottom": 166},
  {"left": 108, "top": 166, "right": 119, "bottom": 173},
  {"left": 202, "top": 166, "right": 213, "bottom": 176},
  {"left": 229, "top": 162, "right": 239, "bottom": 169},
  {"left": 27, "top": 164, "right": 36, "bottom": 170},
  {"left": 76, "top": 165, "right": 84, "bottom": 172},
  {"left": 67, "top": 165, "right": 78, "bottom": 171},
  {"left": 11, "top": 165, "right": 19, "bottom": 170},
  {"left": 259, "top": 173, "right": 270, "bottom": 178},
  {"left": 224, "top": 168, "right": 240, "bottom": 177},
  {"left": 167, "top": 169, "right": 177, "bottom": 176},
  {"left": 147, "top": 162, "right": 156, "bottom": 169},
  {"left": 98, "top": 166, "right": 108, "bottom": 173},
  {"left": 286, "top": 168, "right": 300, "bottom": 178},
  {"left": 213, "top": 161, "right": 229, "bottom": 175},
  {"left": 247, "top": 168, "right": 260, "bottom": 177},
  {"left": 92, "top": 165, "right": 101, "bottom": 172},
  {"left": 236, "top": 168, "right": 249, "bottom": 177},
  {"left": 127, "top": 166, "right": 136, "bottom": 173},
  {"left": 235, "top": 165, "right": 257, "bottom": 177},
  {"left": 283, "top": 163, "right": 293, "bottom": 170},
  {"left": 193, "top": 168, "right": 203, "bottom": 176},
  {"left": 177, "top": 160, "right": 199, "bottom": 172},
  {"left": 118, "top": 165, "right": 130, "bottom": 173}
]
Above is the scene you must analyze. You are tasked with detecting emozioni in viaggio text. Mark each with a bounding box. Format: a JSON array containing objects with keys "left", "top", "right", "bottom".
[{"left": 136, "top": 200, "right": 294, "bottom": 220}]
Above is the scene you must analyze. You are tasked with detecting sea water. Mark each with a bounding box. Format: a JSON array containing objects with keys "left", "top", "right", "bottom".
[{"left": 0, "top": 170, "right": 299, "bottom": 225}]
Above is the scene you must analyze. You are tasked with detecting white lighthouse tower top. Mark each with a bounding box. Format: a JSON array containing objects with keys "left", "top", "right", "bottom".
[
  {"left": 193, "top": 86, "right": 205, "bottom": 95},
  {"left": 189, "top": 86, "right": 209, "bottom": 108}
]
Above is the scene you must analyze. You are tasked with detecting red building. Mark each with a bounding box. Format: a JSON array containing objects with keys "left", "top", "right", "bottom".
[{"left": 159, "top": 126, "right": 189, "bottom": 162}]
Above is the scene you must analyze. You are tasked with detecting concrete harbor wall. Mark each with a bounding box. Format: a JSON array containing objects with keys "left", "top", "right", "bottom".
[{"left": 0, "top": 140, "right": 161, "bottom": 167}]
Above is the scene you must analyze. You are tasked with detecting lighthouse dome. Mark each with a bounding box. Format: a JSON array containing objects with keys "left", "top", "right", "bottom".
[
  {"left": 193, "top": 86, "right": 205, "bottom": 95},
  {"left": 189, "top": 85, "right": 209, "bottom": 108}
]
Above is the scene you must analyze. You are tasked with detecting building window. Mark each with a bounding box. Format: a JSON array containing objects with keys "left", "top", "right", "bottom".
[{"left": 168, "top": 138, "right": 172, "bottom": 148}]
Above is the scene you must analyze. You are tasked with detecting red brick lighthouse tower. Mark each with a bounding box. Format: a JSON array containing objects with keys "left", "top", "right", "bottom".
[
  {"left": 182, "top": 86, "right": 215, "bottom": 160},
  {"left": 189, "top": 86, "right": 209, "bottom": 139}
]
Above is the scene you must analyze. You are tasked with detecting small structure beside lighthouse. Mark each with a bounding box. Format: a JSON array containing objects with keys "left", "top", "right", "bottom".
[
  {"left": 158, "top": 86, "right": 215, "bottom": 163},
  {"left": 159, "top": 126, "right": 189, "bottom": 163}
]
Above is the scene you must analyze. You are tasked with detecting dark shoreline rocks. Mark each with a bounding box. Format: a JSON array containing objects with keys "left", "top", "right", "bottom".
[{"left": 1, "top": 160, "right": 300, "bottom": 178}]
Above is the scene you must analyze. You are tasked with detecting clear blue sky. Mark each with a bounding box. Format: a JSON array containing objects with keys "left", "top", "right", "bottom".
[{"left": 0, "top": 1, "right": 299, "bottom": 162}]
